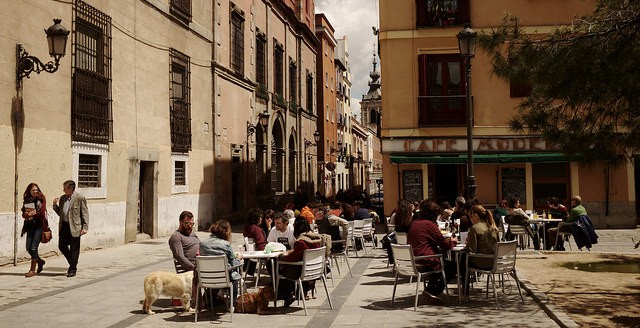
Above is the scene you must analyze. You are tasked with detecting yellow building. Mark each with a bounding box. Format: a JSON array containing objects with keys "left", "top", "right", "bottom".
[{"left": 378, "top": 0, "right": 637, "bottom": 228}]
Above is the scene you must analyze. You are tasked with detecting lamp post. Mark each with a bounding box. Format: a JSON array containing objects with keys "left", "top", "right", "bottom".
[
  {"left": 457, "top": 24, "right": 477, "bottom": 201},
  {"left": 16, "top": 19, "right": 70, "bottom": 88}
]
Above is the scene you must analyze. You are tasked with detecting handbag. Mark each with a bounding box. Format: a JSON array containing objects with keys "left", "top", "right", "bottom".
[
  {"left": 41, "top": 228, "right": 52, "bottom": 243},
  {"left": 40, "top": 215, "right": 53, "bottom": 244}
]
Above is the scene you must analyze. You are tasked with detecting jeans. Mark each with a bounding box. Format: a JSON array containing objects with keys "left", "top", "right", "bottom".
[{"left": 26, "top": 228, "right": 42, "bottom": 259}]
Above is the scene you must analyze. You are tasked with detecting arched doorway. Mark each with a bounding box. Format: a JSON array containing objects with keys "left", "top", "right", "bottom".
[{"left": 271, "top": 119, "right": 284, "bottom": 193}]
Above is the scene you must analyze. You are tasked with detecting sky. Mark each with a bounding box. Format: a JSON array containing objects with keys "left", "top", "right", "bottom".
[{"left": 315, "top": 0, "right": 379, "bottom": 118}]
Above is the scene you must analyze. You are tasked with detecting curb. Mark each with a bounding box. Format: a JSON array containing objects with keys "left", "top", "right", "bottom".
[{"left": 517, "top": 273, "right": 580, "bottom": 328}]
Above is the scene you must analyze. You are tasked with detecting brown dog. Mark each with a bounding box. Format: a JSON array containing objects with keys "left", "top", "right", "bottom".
[
  {"left": 235, "top": 286, "right": 275, "bottom": 314},
  {"left": 142, "top": 270, "right": 194, "bottom": 314}
]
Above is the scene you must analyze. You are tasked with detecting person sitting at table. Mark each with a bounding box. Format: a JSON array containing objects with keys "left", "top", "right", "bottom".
[
  {"left": 505, "top": 197, "right": 540, "bottom": 250},
  {"left": 261, "top": 209, "right": 276, "bottom": 239},
  {"left": 277, "top": 219, "right": 323, "bottom": 306},
  {"left": 267, "top": 212, "right": 296, "bottom": 250},
  {"left": 382, "top": 200, "right": 414, "bottom": 264},
  {"left": 451, "top": 197, "right": 471, "bottom": 233},
  {"left": 200, "top": 219, "right": 243, "bottom": 305},
  {"left": 438, "top": 201, "right": 454, "bottom": 222},
  {"left": 244, "top": 208, "right": 267, "bottom": 276},
  {"left": 407, "top": 199, "right": 458, "bottom": 305},
  {"left": 312, "top": 202, "right": 349, "bottom": 253},
  {"left": 460, "top": 205, "right": 498, "bottom": 296},
  {"left": 542, "top": 197, "right": 569, "bottom": 250}
]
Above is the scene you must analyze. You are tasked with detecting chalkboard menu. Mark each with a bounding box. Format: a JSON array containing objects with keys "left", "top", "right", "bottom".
[
  {"left": 501, "top": 168, "right": 526, "bottom": 200},
  {"left": 403, "top": 170, "right": 423, "bottom": 203}
]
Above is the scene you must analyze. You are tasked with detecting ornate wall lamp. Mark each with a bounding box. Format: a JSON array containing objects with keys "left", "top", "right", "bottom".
[
  {"left": 16, "top": 19, "right": 70, "bottom": 88},
  {"left": 304, "top": 131, "right": 320, "bottom": 149},
  {"left": 247, "top": 111, "right": 271, "bottom": 136}
]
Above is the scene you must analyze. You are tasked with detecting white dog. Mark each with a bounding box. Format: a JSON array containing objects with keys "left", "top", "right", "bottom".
[{"left": 142, "top": 270, "right": 194, "bottom": 314}]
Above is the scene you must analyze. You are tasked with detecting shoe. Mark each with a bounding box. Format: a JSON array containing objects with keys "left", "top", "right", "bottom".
[
  {"left": 37, "top": 259, "right": 45, "bottom": 274},
  {"left": 283, "top": 295, "right": 296, "bottom": 307},
  {"left": 421, "top": 291, "right": 444, "bottom": 306},
  {"left": 67, "top": 270, "right": 77, "bottom": 277},
  {"left": 555, "top": 247, "right": 566, "bottom": 251},
  {"left": 25, "top": 271, "right": 36, "bottom": 278}
]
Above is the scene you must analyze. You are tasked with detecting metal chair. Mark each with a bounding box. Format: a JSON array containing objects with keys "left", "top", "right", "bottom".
[
  {"left": 554, "top": 228, "right": 574, "bottom": 251},
  {"left": 352, "top": 220, "right": 367, "bottom": 255},
  {"left": 328, "top": 225, "right": 353, "bottom": 279},
  {"left": 390, "top": 244, "right": 449, "bottom": 311},
  {"left": 362, "top": 218, "right": 376, "bottom": 249},
  {"left": 275, "top": 246, "right": 333, "bottom": 315},
  {"left": 195, "top": 255, "right": 243, "bottom": 323},
  {"left": 507, "top": 224, "right": 529, "bottom": 250},
  {"left": 464, "top": 240, "right": 524, "bottom": 309}
]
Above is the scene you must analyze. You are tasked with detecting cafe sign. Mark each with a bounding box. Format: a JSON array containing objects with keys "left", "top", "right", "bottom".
[{"left": 383, "top": 137, "right": 558, "bottom": 153}]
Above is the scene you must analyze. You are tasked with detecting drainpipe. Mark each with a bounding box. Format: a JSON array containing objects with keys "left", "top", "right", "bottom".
[
  {"left": 211, "top": 0, "right": 218, "bottom": 219},
  {"left": 12, "top": 92, "right": 24, "bottom": 265},
  {"left": 605, "top": 164, "right": 610, "bottom": 216}
]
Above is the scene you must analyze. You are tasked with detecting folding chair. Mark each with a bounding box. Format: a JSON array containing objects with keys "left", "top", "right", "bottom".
[
  {"left": 275, "top": 247, "right": 333, "bottom": 315},
  {"left": 390, "top": 244, "right": 449, "bottom": 311},
  {"left": 195, "top": 255, "right": 244, "bottom": 323},
  {"left": 465, "top": 240, "right": 524, "bottom": 309}
]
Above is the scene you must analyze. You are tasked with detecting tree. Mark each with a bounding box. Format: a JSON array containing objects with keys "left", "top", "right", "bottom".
[{"left": 478, "top": 0, "right": 640, "bottom": 164}]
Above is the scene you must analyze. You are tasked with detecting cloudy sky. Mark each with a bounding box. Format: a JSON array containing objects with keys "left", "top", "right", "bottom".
[{"left": 315, "top": 0, "right": 379, "bottom": 117}]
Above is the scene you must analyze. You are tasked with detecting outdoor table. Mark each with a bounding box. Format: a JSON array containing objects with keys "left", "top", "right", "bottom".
[
  {"left": 242, "top": 250, "right": 283, "bottom": 307},
  {"left": 528, "top": 218, "right": 562, "bottom": 250}
]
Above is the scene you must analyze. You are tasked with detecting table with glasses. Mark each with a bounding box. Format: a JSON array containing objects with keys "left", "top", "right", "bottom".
[
  {"left": 241, "top": 250, "right": 283, "bottom": 307},
  {"left": 528, "top": 218, "right": 562, "bottom": 250}
]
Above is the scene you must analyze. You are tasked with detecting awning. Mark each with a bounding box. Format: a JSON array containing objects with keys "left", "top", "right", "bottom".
[{"left": 390, "top": 153, "right": 582, "bottom": 164}]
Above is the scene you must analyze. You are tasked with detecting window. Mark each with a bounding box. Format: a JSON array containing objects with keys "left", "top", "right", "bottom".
[
  {"left": 174, "top": 161, "right": 186, "bottom": 185},
  {"left": 170, "top": 0, "right": 192, "bottom": 24},
  {"left": 78, "top": 154, "right": 100, "bottom": 188},
  {"left": 509, "top": 58, "right": 532, "bottom": 98},
  {"left": 289, "top": 59, "right": 297, "bottom": 105},
  {"left": 72, "top": 0, "right": 113, "bottom": 144},
  {"left": 170, "top": 49, "right": 191, "bottom": 153},
  {"left": 172, "top": 154, "right": 189, "bottom": 193},
  {"left": 306, "top": 72, "right": 313, "bottom": 113},
  {"left": 256, "top": 30, "right": 267, "bottom": 86},
  {"left": 418, "top": 54, "right": 466, "bottom": 126},
  {"left": 72, "top": 142, "right": 108, "bottom": 198},
  {"left": 230, "top": 7, "right": 245, "bottom": 75},
  {"left": 274, "top": 41, "right": 284, "bottom": 97},
  {"left": 416, "top": 0, "right": 470, "bottom": 28}
]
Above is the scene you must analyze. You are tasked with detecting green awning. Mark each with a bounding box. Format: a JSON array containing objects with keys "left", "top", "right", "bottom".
[{"left": 390, "top": 153, "right": 582, "bottom": 164}]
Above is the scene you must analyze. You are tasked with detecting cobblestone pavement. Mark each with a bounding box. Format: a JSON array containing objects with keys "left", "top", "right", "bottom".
[{"left": 1, "top": 228, "right": 636, "bottom": 327}]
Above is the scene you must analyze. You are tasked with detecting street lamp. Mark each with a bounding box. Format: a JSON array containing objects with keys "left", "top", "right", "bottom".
[
  {"left": 16, "top": 19, "right": 70, "bottom": 87},
  {"left": 247, "top": 111, "right": 270, "bottom": 136},
  {"left": 457, "top": 23, "right": 477, "bottom": 201}
]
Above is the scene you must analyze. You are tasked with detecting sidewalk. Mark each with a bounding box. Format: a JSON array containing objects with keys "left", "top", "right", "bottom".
[{"left": 2, "top": 228, "right": 634, "bottom": 327}]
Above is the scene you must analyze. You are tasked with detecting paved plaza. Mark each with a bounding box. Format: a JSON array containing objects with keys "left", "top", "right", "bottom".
[{"left": 0, "top": 228, "right": 637, "bottom": 327}]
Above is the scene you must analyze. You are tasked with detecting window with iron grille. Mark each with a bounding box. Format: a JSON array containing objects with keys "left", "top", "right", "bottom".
[
  {"left": 289, "top": 59, "right": 297, "bottom": 104},
  {"left": 274, "top": 41, "right": 284, "bottom": 97},
  {"left": 72, "top": 0, "right": 113, "bottom": 144},
  {"left": 170, "top": 49, "right": 191, "bottom": 153},
  {"left": 230, "top": 9, "right": 245, "bottom": 75},
  {"left": 416, "top": 0, "right": 470, "bottom": 28},
  {"left": 78, "top": 154, "right": 101, "bottom": 188},
  {"left": 256, "top": 31, "right": 267, "bottom": 85},
  {"left": 174, "top": 161, "right": 186, "bottom": 185},
  {"left": 306, "top": 72, "right": 313, "bottom": 113},
  {"left": 170, "top": 0, "right": 192, "bottom": 25}
]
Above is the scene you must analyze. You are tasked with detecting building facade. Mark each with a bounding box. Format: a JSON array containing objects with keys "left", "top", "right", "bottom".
[
  {"left": 378, "top": 0, "right": 637, "bottom": 228},
  {"left": 0, "top": 0, "right": 320, "bottom": 266},
  {"left": 360, "top": 54, "right": 383, "bottom": 193}
]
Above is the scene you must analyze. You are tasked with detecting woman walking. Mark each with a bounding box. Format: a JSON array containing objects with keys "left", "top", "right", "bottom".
[{"left": 21, "top": 183, "right": 48, "bottom": 277}]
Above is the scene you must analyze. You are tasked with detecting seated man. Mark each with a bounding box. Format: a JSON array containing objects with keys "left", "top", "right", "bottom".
[
  {"left": 545, "top": 197, "right": 569, "bottom": 250},
  {"left": 311, "top": 202, "right": 349, "bottom": 253},
  {"left": 267, "top": 213, "right": 296, "bottom": 250},
  {"left": 168, "top": 211, "right": 200, "bottom": 306}
]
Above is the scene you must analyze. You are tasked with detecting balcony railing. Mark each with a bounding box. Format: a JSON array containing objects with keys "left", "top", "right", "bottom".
[
  {"left": 416, "top": 0, "right": 470, "bottom": 28},
  {"left": 418, "top": 94, "right": 469, "bottom": 126}
]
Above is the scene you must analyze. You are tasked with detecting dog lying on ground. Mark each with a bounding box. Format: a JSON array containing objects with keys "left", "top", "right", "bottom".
[
  {"left": 142, "top": 270, "right": 194, "bottom": 315},
  {"left": 234, "top": 285, "right": 275, "bottom": 314}
]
